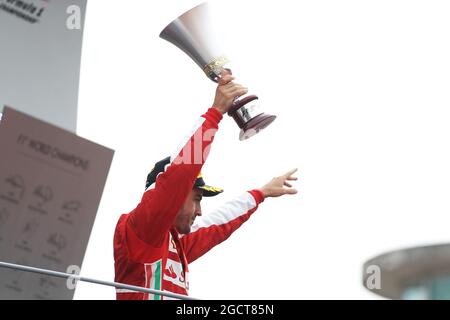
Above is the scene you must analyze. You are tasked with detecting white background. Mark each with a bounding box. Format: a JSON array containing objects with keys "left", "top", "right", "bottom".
[{"left": 74, "top": 0, "right": 450, "bottom": 299}]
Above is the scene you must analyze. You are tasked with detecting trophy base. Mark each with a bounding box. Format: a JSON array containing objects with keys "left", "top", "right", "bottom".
[
  {"left": 239, "top": 113, "right": 277, "bottom": 141},
  {"left": 228, "top": 95, "right": 277, "bottom": 141}
]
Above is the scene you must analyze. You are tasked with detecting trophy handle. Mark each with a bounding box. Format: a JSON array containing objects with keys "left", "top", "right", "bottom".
[{"left": 211, "top": 68, "right": 233, "bottom": 83}]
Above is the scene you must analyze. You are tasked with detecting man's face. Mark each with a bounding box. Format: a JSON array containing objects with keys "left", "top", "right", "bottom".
[{"left": 174, "top": 189, "right": 203, "bottom": 234}]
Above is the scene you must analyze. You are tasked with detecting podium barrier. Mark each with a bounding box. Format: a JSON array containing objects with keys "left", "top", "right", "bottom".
[{"left": 0, "top": 261, "right": 195, "bottom": 300}]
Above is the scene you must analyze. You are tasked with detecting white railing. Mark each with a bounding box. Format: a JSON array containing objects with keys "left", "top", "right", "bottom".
[{"left": 0, "top": 261, "right": 196, "bottom": 300}]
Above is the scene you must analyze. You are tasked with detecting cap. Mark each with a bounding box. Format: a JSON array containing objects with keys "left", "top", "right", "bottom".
[{"left": 145, "top": 156, "right": 223, "bottom": 197}]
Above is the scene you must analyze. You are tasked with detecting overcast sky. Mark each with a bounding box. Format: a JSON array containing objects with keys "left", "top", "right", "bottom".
[{"left": 74, "top": 0, "right": 450, "bottom": 299}]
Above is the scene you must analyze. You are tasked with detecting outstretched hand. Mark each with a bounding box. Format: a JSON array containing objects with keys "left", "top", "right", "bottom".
[{"left": 260, "top": 169, "right": 298, "bottom": 198}]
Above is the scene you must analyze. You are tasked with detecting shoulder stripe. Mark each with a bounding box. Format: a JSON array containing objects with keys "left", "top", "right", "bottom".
[{"left": 191, "top": 192, "right": 256, "bottom": 232}]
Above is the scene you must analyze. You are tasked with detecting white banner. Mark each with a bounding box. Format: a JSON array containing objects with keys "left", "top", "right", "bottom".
[{"left": 0, "top": 0, "right": 87, "bottom": 132}]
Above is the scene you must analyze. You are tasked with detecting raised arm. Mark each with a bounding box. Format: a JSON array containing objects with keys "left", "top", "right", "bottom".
[
  {"left": 128, "top": 73, "right": 248, "bottom": 247},
  {"left": 181, "top": 169, "right": 299, "bottom": 263}
]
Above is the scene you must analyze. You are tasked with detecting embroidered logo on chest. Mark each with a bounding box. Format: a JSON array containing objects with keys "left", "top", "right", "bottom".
[{"left": 163, "top": 259, "right": 189, "bottom": 290}]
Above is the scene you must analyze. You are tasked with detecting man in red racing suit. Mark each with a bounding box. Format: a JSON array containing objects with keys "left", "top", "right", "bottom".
[{"left": 113, "top": 73, "right": 298, "bottom": 299}]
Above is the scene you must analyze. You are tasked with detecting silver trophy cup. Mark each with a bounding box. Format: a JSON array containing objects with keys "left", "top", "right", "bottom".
[{"left": 160, "top": 2, "right": 276, "bottom": 141}]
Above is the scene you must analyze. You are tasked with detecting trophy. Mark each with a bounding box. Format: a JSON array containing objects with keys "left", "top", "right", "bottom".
[{"left": 159, "top": 2, "right": 276, "bottom": 141}]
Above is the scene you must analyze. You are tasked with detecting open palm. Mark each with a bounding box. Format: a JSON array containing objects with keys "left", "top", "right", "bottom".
[{"left": 260, "top": 169, "right": 298, "bottom": 198}]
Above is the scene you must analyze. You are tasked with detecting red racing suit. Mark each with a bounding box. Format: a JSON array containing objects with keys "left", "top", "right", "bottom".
[{"left": 113, "top": 108, "right": 265, "bottom": 300}]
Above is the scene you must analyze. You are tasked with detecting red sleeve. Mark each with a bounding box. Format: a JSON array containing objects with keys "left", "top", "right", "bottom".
[
  {"left": 180, "top": 190, "right": 265, "bottom": 263},
  {"left": 127, "top": 108, "right": 223, "bottom": 247}
]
